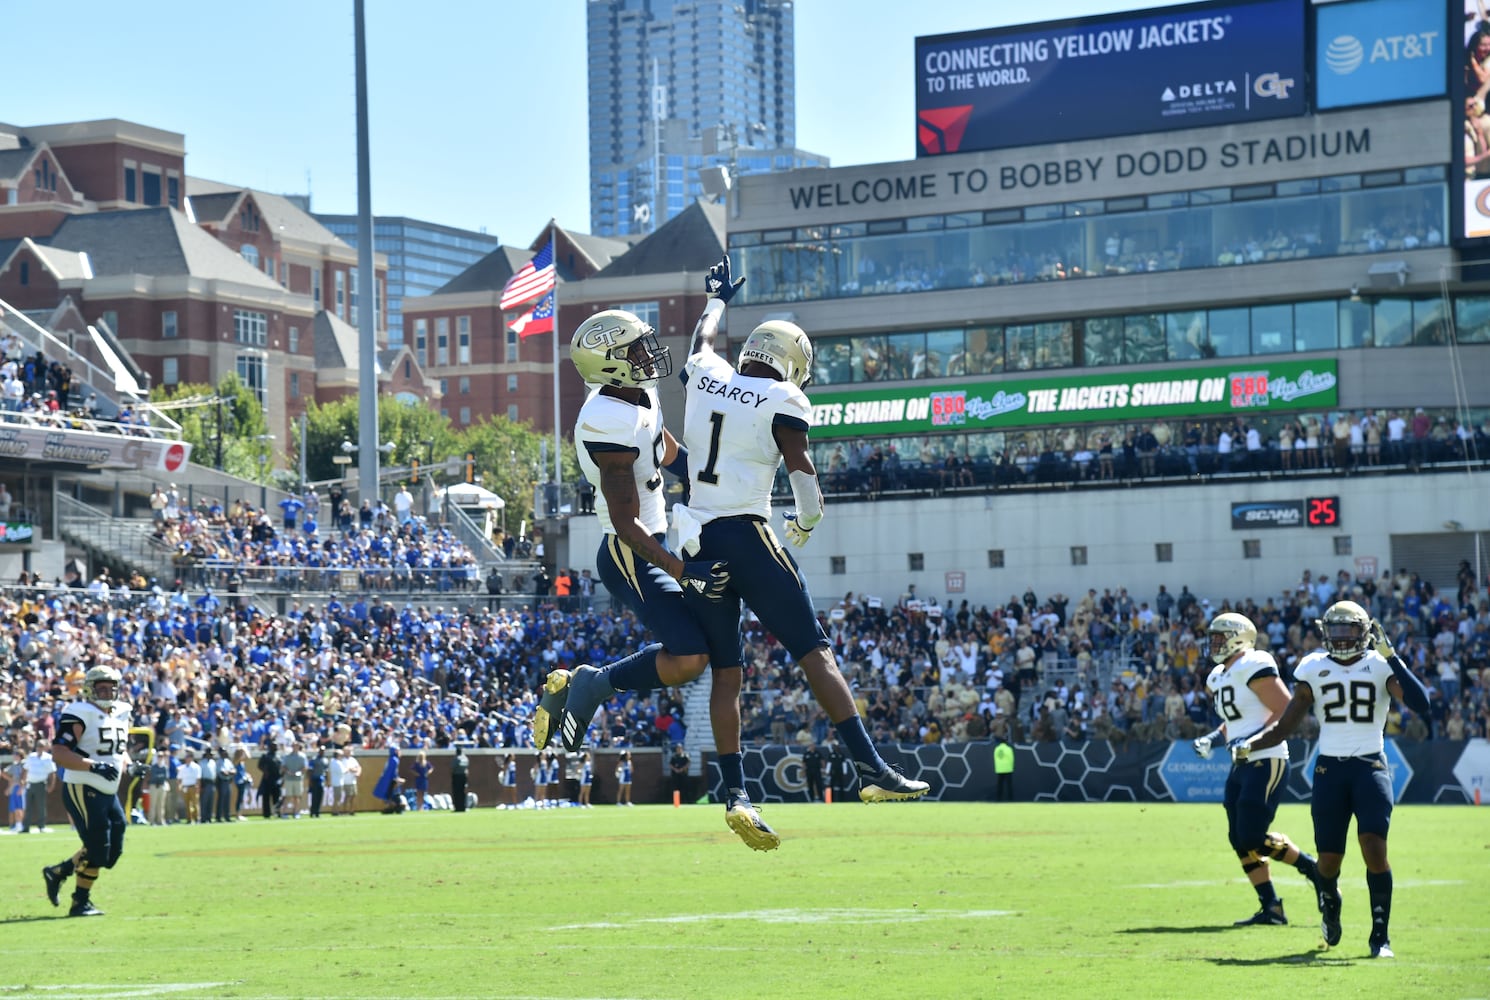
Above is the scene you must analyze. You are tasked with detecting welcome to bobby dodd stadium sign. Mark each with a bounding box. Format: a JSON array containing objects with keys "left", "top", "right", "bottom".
[
  {"left": 915, "top": 0, "right": 1304, "bottom": 155},
  {"left": 0, "top": 425, "right": 191, "bottom": 472},
  {"left": 806, "top": 360, "right": 1336, "bottom": 439}
]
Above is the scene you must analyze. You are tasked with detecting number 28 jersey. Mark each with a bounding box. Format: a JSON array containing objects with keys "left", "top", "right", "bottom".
[
  {"left": 1294, "top": 648, "right": 1393, "bottom": 757},
  {"left": 1205, "top": 649, "right": 1288, "bottom": 761},
  {"left": 57, "top": 699, "right": 131, "bottom": 794},
  {"left": 682, "top": 350, "right": 811, "bottom": 522}
]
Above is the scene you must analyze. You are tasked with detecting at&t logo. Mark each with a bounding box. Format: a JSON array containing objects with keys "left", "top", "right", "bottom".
[{"left": 1325, "top": 31, "right": 1438, "bottom": 75}]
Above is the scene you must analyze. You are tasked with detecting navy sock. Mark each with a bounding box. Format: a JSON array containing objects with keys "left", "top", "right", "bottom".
[
  {"left": 1295, "top": 852, "right": 1318, "bottom": 881},
  {"left": 718, "top": 752, "right": 745, "bottom": 797},
  {"left": 835, "top": 716, "right": 887, "bottom": 774},
  {"left": 1366, "top": 869, "right": 1392, "bottom": 939},
  {"left": 56, "top": 860, "right": 76, "bottom": 878},
  {"left": 1254, "top": 880, "right": 1280, "bottom": 906},
  {"left": 605, "top": 644, "right": 661, "bottom": 693}
]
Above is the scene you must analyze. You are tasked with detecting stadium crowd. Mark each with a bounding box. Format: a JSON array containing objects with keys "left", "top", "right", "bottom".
[
  {"left": 144, "top": 484, "right": 482, "bottom": 592},
  {"left": 2, "top": 553, "right": 1485, "bottom": 790}
]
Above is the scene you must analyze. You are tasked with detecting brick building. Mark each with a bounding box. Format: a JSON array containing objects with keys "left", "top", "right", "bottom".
[{"left": 0, "top": 118, "right": 437, "bottom": 456}]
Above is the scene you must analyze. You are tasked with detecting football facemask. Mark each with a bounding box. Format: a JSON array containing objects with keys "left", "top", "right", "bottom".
[{"left": 1317, "top": 600, "right": 1371, "bottom": 659}]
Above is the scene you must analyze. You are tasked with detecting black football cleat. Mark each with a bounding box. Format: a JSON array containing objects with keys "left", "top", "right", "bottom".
[
  {"left": 68, "top": 899, "right": 104, "bottom": 917},
  {"left": 42, "top": 866, "right": 65, "bottom": 907},
  {"left": 1318, "top": 888, "right": 1343, "bottom": 947},
  {"left": 1368, "top": 935, "right": 1394, "bottom": 959},
  {"left": 1234, "top": 899, "right": 1288, "bottom": 926}
]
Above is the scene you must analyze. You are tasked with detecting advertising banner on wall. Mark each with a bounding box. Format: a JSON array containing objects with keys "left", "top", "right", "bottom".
[
  {"left": 804, "top": 359, "right": 1338, "bottom": 439},
  {"left": 915, "top": 0, "right": 1305, "bottom": 157},
  {"left": 1314, "top": 0, "right": 1446, "bottom": 110},
  {"left": 1463, "top": 0, "right": 1490, "bottom": 239},
  {"left": 0, "top": 424, "right": 191, "bottom": 472}
]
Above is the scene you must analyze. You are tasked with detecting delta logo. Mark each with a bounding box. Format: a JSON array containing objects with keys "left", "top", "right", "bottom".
[{"left": 918, "top": 106, "right": 973, "bottom": 155}]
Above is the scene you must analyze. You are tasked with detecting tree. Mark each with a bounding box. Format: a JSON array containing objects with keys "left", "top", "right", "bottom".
[
  {"left": 151, "top": 374, "right": 268, "bottom": 479},
  {"left": 299, "top": 395, "right": 459, "bottom": 486},
  {"left": 297, "top": 398, "right": 578, "bottom": 529},
  {"left": 454, "top": 416, "right": 578, "bottom": 531}
]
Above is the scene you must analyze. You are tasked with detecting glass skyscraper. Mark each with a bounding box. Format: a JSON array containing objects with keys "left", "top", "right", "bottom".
[
  {"left": 586, "top": 0, "right": 826, "bottom": 237},
  {"left": 317, "top": 215, "right": 501, "bottom": 347}
]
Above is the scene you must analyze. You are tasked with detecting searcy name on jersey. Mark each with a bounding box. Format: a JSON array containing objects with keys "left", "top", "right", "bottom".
[{"left": 694, "top": 375, "right": 772, "bottom": 408}]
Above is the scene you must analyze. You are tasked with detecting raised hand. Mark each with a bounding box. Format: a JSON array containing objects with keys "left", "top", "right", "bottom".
[{"left": 705, "top": 256, "right": 745, "bottom": 303}]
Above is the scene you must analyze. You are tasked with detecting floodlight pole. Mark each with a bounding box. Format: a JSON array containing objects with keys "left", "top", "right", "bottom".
[{"left": 354, "top": 0, "right": 380, "bottom": 505}]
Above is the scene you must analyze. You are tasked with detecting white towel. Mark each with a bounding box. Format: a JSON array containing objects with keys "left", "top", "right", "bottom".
[{"left": 670, "top": 504, "right": 704, "bottom": 557}]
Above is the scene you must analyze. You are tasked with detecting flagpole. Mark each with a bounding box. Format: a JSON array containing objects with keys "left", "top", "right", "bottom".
[{"left": 549, "top": 219, "right": 562, "bottom": 491}]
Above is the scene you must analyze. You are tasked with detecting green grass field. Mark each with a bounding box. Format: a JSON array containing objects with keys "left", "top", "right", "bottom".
[{"left": 2, "top": 803, "right": 1486, "bottom": 999}]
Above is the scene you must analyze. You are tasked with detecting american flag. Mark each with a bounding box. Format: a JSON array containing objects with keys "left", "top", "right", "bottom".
[
  {"left": 499, "top": 239, "right": 555, "bottom": 310},
  {"left": 510, "top": 291, "right": 554, "bottom": 338}
]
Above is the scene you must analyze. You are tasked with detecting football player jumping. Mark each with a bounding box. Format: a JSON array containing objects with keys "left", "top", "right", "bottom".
[
  {"left": 673, "top": 256, "right": 931, "bottom": 809},
  {"left": 1192, "top": 613, "right": 1324, "bottom": 928},
  {"left": 531, "top": 307, "right": 761, "bottom": 844},
  {"left": 43, "top": 665, "right": 135, "bottom": 917},
  {"left": 1234, "top": 601, "right": 1432, "bottom": 958}
]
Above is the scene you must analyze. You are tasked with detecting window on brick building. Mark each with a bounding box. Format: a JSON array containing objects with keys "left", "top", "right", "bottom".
[{"left": 142, "top": 170, "right": 161, "bottom": 206}]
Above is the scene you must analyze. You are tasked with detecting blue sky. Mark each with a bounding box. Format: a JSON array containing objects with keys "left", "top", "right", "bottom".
[{"left": 5, "top": 0, "right": 1187, "bottom": 246}]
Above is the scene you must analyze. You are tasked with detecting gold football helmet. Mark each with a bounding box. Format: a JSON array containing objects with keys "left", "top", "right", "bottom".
[
  {"left": 1207, "top": 612, "right": 1257, "bottom": 664},
  {"left": 739, "top": 320, "right": 814, "bottom": 388},
  {"left": 570, "top": 309, "right": 671, "bottom": 388},
  {"left": 83, "top": 664, "right": 122, "bottom": 710}
]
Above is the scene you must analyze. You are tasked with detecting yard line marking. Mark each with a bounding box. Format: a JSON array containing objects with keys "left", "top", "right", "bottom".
[
  {"left": 0, "top": 983, "right": 234, "bottom": 999},
  {"left": 550, "top": 907, "right": 1014, "bottom": 929}
]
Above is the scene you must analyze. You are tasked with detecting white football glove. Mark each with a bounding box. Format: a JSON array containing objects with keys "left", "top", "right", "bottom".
[
  {"left": 783, "top": 512, "right": 817, "bottom": 547},
  {"left": 1192, "top": 735, "right": 1214, "bottom": 760}
]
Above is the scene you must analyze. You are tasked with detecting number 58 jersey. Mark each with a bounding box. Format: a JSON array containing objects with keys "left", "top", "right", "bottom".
[
  {"left": 1205, "top": 649, "right": 1288, "bottom": 761},
  {"left": 57, "top": 699, "right": 131, "bottom": 794},
  {"left": 682, "top": 350, "right": 811, "bottom": 522},
  {"left": 1294, "top": 649, "right": 1392, "bottom": 757}
]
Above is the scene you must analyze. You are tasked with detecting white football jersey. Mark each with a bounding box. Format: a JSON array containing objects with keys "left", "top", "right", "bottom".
[
  {"left": 574, "top": 387, "right": 667, "bottom": 537},
  {"left": 57, "top": 699, "right": 131, "bottom": 794},
  {"left": 1294, "top": 649, "right": 1393, "bottom": 756},
  {"left": 1206, "top": 649, "right": 1288, "bottom": 761},
  {"left": 682, "top": 349, "right": 812, "bottom": 522}
]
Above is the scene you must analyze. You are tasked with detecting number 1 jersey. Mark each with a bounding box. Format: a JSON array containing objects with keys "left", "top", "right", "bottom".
[{"left": 682, "top": 349, "right": 811, "bottom": 523}]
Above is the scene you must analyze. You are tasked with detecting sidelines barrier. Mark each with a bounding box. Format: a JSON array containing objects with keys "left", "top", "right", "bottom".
[{"left": 710, "top": 739, "right": 1490, "bottom": 805}]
